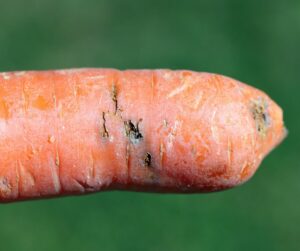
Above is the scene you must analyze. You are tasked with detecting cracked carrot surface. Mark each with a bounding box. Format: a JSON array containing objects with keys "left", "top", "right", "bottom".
[{"left": 0, "top": 69, "right": 286, "bottom": 202}]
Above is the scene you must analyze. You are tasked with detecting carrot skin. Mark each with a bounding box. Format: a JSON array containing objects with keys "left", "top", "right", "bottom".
[{"left": 0, "top": 69, "right": 286, "bottom": 202}]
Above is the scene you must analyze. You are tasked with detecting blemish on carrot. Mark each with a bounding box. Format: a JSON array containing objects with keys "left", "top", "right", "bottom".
[
  {"left": 167, "top": 81, "right": 190, "bottom": 98},
  {"left": 251, "top": 98, "right": 269, "bottom": 137},
  {"left": 143, "top": 152, "right": 152, "bottom": 167},
  {"left": 124, "top": 120, "right": 143, "bottom": 144},
  {"left": 241, "top": 162, "right": 251, "bottom": 179},
  {"left": 167, "top": 120, "right": 181, "bottom": 148},
  {"left": 111, "top": 84, "right": 118, "bottom": 114},
  {"left": 0, "top": 177, "right": 11, "bottom": 196},
  {"left": 167, "top": 72, "right": 194, "bottom": 98},
  {"left": 163, "top": 119, "right": 168, "bottom": 127},
  {"left": 72, "top": 179, "right": 94, "bottom": 192},
  {"left": 48, "top": 135, "right": 55, "bottom": 143},
  {"left": 101, "top": 112, "right": 109, "bottom": 138},
  {"left": 19, "top": 164, "right": 36, "bottom": 188},
  {"left": 55, "top": 151, "right": 60, "bottom": 167}
]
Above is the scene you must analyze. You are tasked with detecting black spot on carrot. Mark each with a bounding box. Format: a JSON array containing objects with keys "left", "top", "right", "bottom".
[
  {"left": 124, "top": 120, "right": 143, "bottom": 144},
  {"left": 101, "top": 112, "right": 109, "bottom": 138},
  {"left": 144, "top": 152, "right": 152, "bottom": 167},
  {"left": 251, "top": 98, "right": 269, "bottom": 137}
]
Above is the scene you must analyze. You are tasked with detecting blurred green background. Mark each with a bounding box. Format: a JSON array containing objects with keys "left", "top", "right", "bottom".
[{"left": 0, "top": 0, "right": 298, "bottom": 250}]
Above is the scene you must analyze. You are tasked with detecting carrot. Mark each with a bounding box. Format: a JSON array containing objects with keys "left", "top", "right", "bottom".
[{"left": 0, "top": 69, "right": 286, "bottom": 202}]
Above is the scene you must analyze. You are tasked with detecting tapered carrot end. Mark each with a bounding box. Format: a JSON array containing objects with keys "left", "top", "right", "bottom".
[
  {"left": 227, "top": 79, "right": 287, "bottom": 187},
  {"left": 144, "top": 71, "right": 287, "bottom": 192}
]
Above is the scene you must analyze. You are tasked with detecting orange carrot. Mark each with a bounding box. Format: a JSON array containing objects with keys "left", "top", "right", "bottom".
[{"left": 0, "top": 69, "right": 286, "bottom": 202}]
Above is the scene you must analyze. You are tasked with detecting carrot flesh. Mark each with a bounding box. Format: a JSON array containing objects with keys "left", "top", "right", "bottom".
[{"left": 0, "top": 69, "right": 286, "bottom": 202}]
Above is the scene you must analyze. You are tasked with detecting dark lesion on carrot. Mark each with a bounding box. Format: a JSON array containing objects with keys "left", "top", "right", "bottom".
[
  {"left": 143, "top": 152, "right": 152, "bottom": 167},
  {"left": 251, "top": 98, "right": 269, "bottom": 137},
  {"left": 74, "top": 179, "right": 96, "bottom": 192},
  {"left": 111, "top": 84, "right": 118, "bottom": 114},
  {"left": 124, "top": 119, "right": 143, "bottom": 144},
  {"left": 101, "top": 112, "right": 109, "bottom": 138}
]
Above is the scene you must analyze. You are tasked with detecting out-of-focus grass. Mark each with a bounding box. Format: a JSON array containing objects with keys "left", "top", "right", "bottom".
[{"left": 0, "top": 1, "right": 299, "bottom": 250}]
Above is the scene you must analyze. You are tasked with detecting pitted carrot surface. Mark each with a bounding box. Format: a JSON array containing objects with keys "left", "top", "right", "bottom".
[{"left": 0, "top": 69, "right": 286, "bottom": 202}]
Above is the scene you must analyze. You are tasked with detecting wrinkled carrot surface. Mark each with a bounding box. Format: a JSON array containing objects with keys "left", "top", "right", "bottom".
[{"left": 0, "top": 69, "right": 286, "bottom": 202}]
